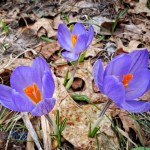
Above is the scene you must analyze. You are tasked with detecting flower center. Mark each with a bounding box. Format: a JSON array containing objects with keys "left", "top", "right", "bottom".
[
  {"left": 71, "top": 34, "right": 78, "bottom": 47},
  {"left": 24, "top": 83, "right": 42, "bottom": 104},
  {"left": 122, "top": 73, "right": 133, "bottom": 88}
]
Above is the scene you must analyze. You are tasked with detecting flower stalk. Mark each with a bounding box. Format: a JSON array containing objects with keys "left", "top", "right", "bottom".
[
  {"left": 89, "top": 99, "right": 112, "bottom": 138},
  {"left": 44, "top": 114, "right": 54, "bottom": 127},
  {"left": 66, "top": 60, "right": 78, "bottom": 90}
]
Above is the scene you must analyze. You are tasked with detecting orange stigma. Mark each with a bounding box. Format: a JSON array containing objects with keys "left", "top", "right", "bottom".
[
  {"left": 71, "top": 34, "right": 78, "bottom": 46},
  {"left": 122, "top": 73, "right": 133, "bottom": 88},
  {"left": 24, "top": 83, "right": 42, "bottom": 104}
]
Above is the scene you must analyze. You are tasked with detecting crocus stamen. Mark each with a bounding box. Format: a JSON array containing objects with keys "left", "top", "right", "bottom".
[
  {"left": 71, "top": 34, "right": 78, "bottom": 46},
  {"left": 122, "top": 73, "right": 133, "bottom": 87},
  {"left": 24, "top": 83, "right": 42, "bottom": 104}
]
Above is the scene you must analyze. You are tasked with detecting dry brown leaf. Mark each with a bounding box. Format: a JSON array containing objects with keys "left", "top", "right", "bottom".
[
  {"left": 124, "top": 24, "right": 143, "bottom": 35},
  {"left": 52, "top": 15, "right": 63, "bottom": 30},
  {"left": 0, "top": 58, "right": 32, "bottom": 71},
  {"left": 117, "top": 127, "right": 137, "bottom": 147},
  {"left": 85, "top": 45, "right": 97, "bottom": 58},
  {"left": 130, "top": 0, "right": 150, "bottom": 16},
  {"left": 119, "top": 111, "right": 147, "bottom": 145},
  {"left": 30, "top": 18, "right": 56, "bottom": 37},
  {"left": 115, "top": 38, "right": 141, "bottom": 53},
  {"left": 35, "top": 41, "right": 60, "bottom": 59},
  {"left": 50, "top": 76, "right": 119, "bottom": 149},
  {"left": 89, "top": 16, "right": 112, "bottom": 34}
]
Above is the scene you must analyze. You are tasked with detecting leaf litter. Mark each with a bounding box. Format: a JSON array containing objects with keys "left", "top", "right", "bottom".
[{"left": 0, "top": 0, "right": 150, "bottom": 149}]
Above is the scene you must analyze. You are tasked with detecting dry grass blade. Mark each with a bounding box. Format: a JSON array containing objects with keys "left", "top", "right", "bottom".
[
  {"left": 26, "top": 133, "right": 35, "bottom": 150},
  {"left": 5, "top": 115, "right": 21, "bottom": 150},
  {"left": 117, "top": 127, "right": 137, "bottom": 147},
  {"left": 41, "top": 115, "right": 52, "bottom": 150},
  {"left": 21, "top": 113, "right": 43, "bottom": 150}
]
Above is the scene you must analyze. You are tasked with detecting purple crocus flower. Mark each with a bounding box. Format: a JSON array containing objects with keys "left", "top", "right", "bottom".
[
  {"left": 0, "top": 57, "right": 55, "bottom": 116},
  {"left": 93, "top": 49, "right": 150, "bottom": 112},
  {"left": 58, "top": 23, "right": 94, "bottom": 61}
]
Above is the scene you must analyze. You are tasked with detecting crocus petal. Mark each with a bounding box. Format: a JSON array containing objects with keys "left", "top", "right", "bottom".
[
  {"left": 42, "top": 71, "right": 55, "bottom": 98},
  {"left": 72, "top": 23, "right": 86, "bottom": 35},
  {"left": 32, "top": 57, "right": 52, "bottom": 91},
  {"left": 86, "top": 25, "right": 94, "bottom": 47},
  {"left": 74, "top": 34, "right": 88, "bottom": 53},
  {"left": 0, "top": 85, "right": 18, "bottom": 111},
  {"left": 125, "top": 69, "right": 150, "bottom": 99},
  {"left": 104, "top": 55, "right": 132, "bottom": 79},
  {"left": 10, "top": 66, "right": 33, "bottom": 94},
  {"left": 58, "top": 24, "right": 72, "bottom": 51},
  {"left": 93, "top": 59, "right": 104, "bottom": 92},
  {"left": 31, "top": 98, "right": 56, "bottom": 116},
  {"left": 12, "top": 90, "right": 34, "bottom": 112},
  {"left": 120, "top": 100, "right": 150, "bottom": 113},
  {"left": 129, "top": 49, "right": 149, "bottom": 74},
  {"left": 103, "top": 75, "right": 125, "bottom": 105},
  {"left": 0, "top": 85, "right": 34, "bottom": 112},
  {"left": 62, "top": 51, "right": 79, "bottom": 61}
]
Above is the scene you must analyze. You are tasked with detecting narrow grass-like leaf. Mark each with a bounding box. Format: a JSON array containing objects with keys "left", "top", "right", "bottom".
[
  {"left": 78, "top": 51, "right": 86, "bottom": 63},
  {"left": 69, "top": 24, "right": 74, "bottom": 32},
  {"left": 96, "top": 134, "right": 101, "bottom": 150},
  {"left": 147, "top": 0, "right": 150, "bottom": 9},
  {"left": 63, "top": 70, "right": 69, "bottom": 86},
  {"left": 40, "top": 36, "right": 55, "bottom": 42},
  {"left": 56, "top": 110, "right": 59, "bottom": 126},
  {"left": 0, "top": 20, "right": 9, "bottom": 33},
  {"left": 96, "top": 35, "right": 105, "bottom": 43},
  {"left": 61, "top": 12, "right": 69, "bottom": 24},
  {"left": 112, "top": 7, "right": 129, "bottom": 34},
  {"left": 50, "top": 133, "right": 57, "bottom": 136},
  {"left": 132, "top": 147, "right": 150, "bottom": 150},
  {"left": 72, "top": 93, "right": 91, "bottom": 102},
  {"left": 88, "top": 123, "right": 100, "bottom": 138},
  {"left": 59, "top": 118, "right": 67, "bottom": 133}
]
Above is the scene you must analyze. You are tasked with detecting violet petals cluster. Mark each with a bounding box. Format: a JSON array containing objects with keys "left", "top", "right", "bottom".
[
  {"left": 0, "top": 57, "right": 55, "bottom": 116},
  {"left": 58, "top": 23, "right": 94, "bottom": 61},
  {"left": 93, "top": 49, "right": 150, "bottom": 112}
]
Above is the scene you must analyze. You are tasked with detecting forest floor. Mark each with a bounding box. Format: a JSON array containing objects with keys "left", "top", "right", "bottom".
[{"left": 0, "top": 0, "right": 150, "bottom": 150}]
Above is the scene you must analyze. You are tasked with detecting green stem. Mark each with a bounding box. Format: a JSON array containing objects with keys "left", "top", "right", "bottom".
[
  {"left": 89, "top": 99, "right": 112, "bottom": 138},
  {"left": 65, "top": 60, "right": 78, "bottom": 90}
]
